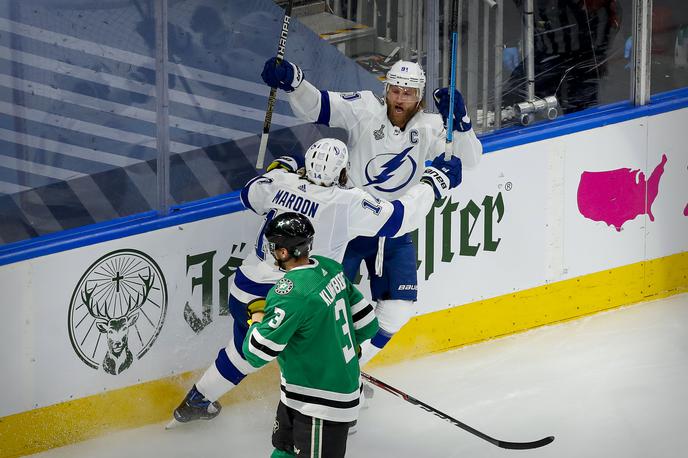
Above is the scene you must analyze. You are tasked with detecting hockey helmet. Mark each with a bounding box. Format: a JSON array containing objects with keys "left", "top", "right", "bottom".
[
  {"left": 304, "top": 138, "right": 349, "bottom": 187},
  {"left": 385, "top": 60, "right": 426, "bottom": 99},
  {"left": 265, "top": 212, "right": 315, "bottom": 258}
]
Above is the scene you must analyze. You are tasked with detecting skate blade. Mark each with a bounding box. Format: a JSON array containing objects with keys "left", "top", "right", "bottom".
[{"left": 165, "top": 418, "right": 182, "bottom": 430}]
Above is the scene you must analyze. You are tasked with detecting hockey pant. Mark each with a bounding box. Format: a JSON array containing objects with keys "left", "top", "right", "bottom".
[
  {"left": 342, "top": 235, "right": 418, "bottom": 367},
  {"left": 272, "top": 401, "right": 351, "bottom": 458}
]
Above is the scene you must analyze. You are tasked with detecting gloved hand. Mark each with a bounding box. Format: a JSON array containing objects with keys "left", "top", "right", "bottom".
[
  {"left": 420, "top": 154, "right": 462, "bottom": 199},
  {"left": 246, "top": 298, "right": 266, "bottom": 326},
  {"left": 432, "top": 88, "right": 472, "bottom": 132},
  {"left": 266, "top": 155, "right": 305, "bottom": 173},
  {"left": 261, "top": 57, "right": 304, "bottom": 92}
]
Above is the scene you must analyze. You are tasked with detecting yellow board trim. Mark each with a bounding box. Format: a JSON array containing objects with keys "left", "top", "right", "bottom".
[
  {"left": 1, "top": 252, "right": 686, "bottom": 457},
  {"left": 371, "top": 252, "right": 688, "bottom": 366}
]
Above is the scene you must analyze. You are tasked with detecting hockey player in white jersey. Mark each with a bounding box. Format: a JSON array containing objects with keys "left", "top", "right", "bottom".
[
  {"left": 261, "top": 57, "right": 483, "bottom": 367},
  {"left": 169, "top": 137, "right": 462, "bottom": 426}
]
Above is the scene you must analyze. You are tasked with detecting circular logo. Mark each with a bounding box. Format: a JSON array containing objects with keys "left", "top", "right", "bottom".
[
  {"left": 274, "top": 278, "right": 294, "bottom": 295},
  {"left": 68, "top": 249, "right": 168, "bottom": 375}
]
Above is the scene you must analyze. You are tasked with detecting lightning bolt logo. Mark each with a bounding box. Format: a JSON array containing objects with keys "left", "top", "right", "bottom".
[{"left": 364, "top": 147, "right": 417, "bottom": 193}]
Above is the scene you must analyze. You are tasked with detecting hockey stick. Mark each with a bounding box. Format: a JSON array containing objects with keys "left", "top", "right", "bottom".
[
  {"left": 256, "top": 0, "right": 295, "bottom": 170},
  {"left": 444, "top": 0, "right": 459, "bottom": 158},
  {"left": 360, "top": 372, "right": 554, "bottom": 450}
]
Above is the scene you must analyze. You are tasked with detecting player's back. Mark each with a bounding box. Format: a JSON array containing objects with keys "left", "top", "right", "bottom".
[
  {"left": 270, "top": 255, "right": 363, "bottom": 421},
  {"left": 245, "top": 170, "right": 378, "bottom": 263}
]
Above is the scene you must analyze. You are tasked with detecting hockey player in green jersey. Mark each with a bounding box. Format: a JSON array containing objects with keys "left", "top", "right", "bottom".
[{"left": 244, "top": 212, "right": 378, "bottom": 458}]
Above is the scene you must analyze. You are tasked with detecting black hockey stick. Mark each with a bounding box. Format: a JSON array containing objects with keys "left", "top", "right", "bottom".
[
  {"left": 361, "top": 372, "right": 554, "bottom": 450},
  {"left": 256, "top": 0, "right": 295, "bottom": 169}
]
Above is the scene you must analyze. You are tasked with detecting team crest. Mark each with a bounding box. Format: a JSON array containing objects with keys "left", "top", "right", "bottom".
[
  {"left": 373, "top": 124, "right": 385, "bottom": 140},
  {"left": 68, "top": 249, "right": 168, "bottom": 375},
  {"left": 364, "top": 146, "right": 418, "bottom": 193},
  {"left": 275, "top": 278, "right": 294, "bottom": 295}
]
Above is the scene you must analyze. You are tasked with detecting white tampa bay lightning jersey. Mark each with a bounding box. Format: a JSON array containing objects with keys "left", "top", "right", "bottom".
[
  {"left": 288, "top": 80, "right": 483, "bottom": 201},
  {"left": 240, "top": 169, "right": 435, "bottom": 263}
]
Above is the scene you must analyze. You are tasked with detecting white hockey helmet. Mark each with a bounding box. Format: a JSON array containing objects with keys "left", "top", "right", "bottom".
[
  {"left": 385, "top": 60, "right": 426, "bottom": 99},
  {"left": 305, "top": 138, "right": 349, "bottom": 187}
]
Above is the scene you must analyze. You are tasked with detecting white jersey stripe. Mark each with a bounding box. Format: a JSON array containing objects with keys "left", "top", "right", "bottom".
[
  {"left": 252, "top": 328, "right": 287, "bottom": 353},
  {"left": 353, "top": 310, "right": 376, "bottom": 330},
  {"left": 280, "top": 376, "right": 359, "bottom": 402},
  {"left": 350, "top": 298, "right": 369, "bottom": 315},
  {"left": 280, "top": 393, "right": 359, "bottom": 423},
  {"left": 226, "top": 333, "right": 257, "bottom": 375}
]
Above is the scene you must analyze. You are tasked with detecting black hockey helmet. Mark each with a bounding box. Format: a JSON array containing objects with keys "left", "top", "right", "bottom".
[{"left": 265, "top": 212, "right": 315, "bottom": 258}]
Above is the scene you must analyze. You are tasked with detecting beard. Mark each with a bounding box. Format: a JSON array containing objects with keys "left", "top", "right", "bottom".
[{"left": 386, "top": 102, "right": 418, "bottom": 129}]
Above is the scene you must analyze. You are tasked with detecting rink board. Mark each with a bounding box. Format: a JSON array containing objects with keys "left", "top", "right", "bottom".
[{"left": 1, "top": 108, "right": 687, "bottom": 456}]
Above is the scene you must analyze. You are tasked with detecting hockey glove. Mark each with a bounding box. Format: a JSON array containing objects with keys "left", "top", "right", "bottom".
[
  {"left": 266, "top": 155, "right": 305, "bottom": 173},
  {"left": 420, "top": 155, "right": 462, "bottom": 199},
  {"left": 433, "top": 88, "right": 472, "bottom": 132},
  {"left": 261, "top": 57, "right": 304, "bottom": 92},
  {"left": 246, "top": 299, "right": 266, "bottom": 326}
]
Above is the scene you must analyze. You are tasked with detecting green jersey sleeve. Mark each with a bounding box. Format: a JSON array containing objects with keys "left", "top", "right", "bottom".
[
  {"left": 242, "top": 290, "right": 304, "bottom": 369},
  {"left": 346, "top": 278, "right": 378, "bottom": 347}
]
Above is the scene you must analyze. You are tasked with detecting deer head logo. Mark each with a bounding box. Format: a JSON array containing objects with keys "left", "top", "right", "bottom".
[
  {"left": 81, "top": 270, "right": 154, "bottom": 375},
  {"left": 69, "top": 250, "right": 167, "bottom": 374}
]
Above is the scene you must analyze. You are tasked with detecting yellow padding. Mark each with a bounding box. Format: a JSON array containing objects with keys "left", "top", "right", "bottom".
[
  {"left": 370, "top": 252, "right": 688, "bottom": 367},
  {"left": 0, "top": 363, "right": 279, "bottom": 458}
]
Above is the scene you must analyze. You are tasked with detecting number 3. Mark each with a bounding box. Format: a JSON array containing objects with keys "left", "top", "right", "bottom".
[
  {"left": 334, "top": 299, "right": 356, "bottom": 363},
  {"left": 269, "top": 308, "right": 286, "bottom": 329}
]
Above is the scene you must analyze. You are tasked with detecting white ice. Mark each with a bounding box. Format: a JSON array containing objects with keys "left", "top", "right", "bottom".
[{"left": 33, "top": 293, "right": 688, "bottom": 458}]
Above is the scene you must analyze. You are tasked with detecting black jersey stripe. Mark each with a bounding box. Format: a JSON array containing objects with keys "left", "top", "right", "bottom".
[
  {"left": 250, "top": 334, "right": 281, "bottom": 358},
  {"left": 352, "top": 304, "right": 374, "bottom": 322},
  {"left": 280, "top": 384, "right": 360, "bottom": 409}
]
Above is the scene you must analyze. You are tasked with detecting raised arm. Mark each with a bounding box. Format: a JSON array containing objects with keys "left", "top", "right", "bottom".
[
  {"left": 433, "top": 87, "right": 483, "bottom": 169},
  {"left": 347, "top": 154, "right": 463, "bottom": 238}
]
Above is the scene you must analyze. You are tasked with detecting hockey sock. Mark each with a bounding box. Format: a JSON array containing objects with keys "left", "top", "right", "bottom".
[{"left": 358, "top": 329, "right": 393, "bottom": 367}]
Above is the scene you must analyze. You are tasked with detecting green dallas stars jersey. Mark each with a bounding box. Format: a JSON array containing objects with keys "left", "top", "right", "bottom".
[{"left": 242, "top": 255, "right": 378, "bottom": 423}]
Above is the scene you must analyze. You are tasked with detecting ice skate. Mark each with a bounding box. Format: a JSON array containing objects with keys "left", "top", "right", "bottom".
[{"left": 166, "top": 385, "right": 221, "bottom": 429}]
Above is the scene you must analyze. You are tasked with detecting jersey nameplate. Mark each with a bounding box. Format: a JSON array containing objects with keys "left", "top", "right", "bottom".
[
  {"left": 272, "top": 190, "right": 319, "bottom": 218},
  {"left": 318, "top": 272, "right": 347, "bottom": 306}
]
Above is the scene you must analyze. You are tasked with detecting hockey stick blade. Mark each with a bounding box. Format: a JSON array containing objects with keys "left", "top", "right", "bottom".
[
  {"left": 361, "top": 372, "right": 554, "bottom": 450},
  {"left": 165, "top": 418, "right": 181, "bottom": 430}
]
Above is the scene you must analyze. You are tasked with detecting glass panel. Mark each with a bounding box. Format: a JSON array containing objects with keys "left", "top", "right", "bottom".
[
  {"left": 288, "top": 0, "right": 635, "bottom": 132},
  {"left": 491, "top": 0, "right": 633, "bottom": 130},
  {"left": 650, "top": 0, "right": 688, "bottom": 94},
  {"left": 0, "top": 0, "right": 156, "bottom": 245},
  {"left": 166, "top": 0, "right": 381, "bottom": 206}
]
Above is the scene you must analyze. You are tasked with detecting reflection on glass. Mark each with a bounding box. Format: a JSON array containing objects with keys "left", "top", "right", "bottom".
[
  {"left": 0, "top": 0, "right": 157, "bottom": 244},
  {"left": 299, "top": 0, "right": 636, "bottom": 131},
  {"left": 650, "top": 0, "right": 688, "bottom": 93}
]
